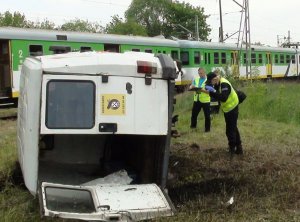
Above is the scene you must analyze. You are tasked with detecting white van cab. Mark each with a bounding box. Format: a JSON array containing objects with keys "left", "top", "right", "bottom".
[{"left": 17, "top": 51, "right": 178, "bottom": 221}]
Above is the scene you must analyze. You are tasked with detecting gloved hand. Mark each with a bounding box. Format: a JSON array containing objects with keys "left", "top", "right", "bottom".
[{"left": 205, "top": 85, "right": 216, "bottom": 93}]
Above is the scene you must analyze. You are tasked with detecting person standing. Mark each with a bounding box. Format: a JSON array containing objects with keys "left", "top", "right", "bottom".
[
  {"left": 189, "top": 68, "right": 211, "bottom": 132},
  {"left": 205, "top": 72, "right": 243, "bottom": 155}
]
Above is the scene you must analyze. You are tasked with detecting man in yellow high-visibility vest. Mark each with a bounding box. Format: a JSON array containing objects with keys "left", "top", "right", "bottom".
[
  {"left": 189, "top": 68, "right": 211, "bottom": 132},
  {"left": 205, "top": 72, "right": 243, "bottom": 155}
]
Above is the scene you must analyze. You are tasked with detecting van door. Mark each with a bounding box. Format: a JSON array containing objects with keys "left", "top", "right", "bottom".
[
  {"left": 0, "top": 40, "right": 12, "bottom": 97},
  {"left": 40, "top": 182, "right": 174, "bottom": 221}
]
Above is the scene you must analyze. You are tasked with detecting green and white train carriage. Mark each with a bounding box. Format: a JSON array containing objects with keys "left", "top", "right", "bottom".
[
  {"left": 1, "top": 26, "right": 299, "bottom": 106},
  {"left": 0, "top": 27, "right": 180, "bottom": 104},
  {"left": 178, "top": 40, "right": 299, "bottom": 82}
]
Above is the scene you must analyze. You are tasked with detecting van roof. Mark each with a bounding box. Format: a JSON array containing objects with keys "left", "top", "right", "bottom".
[{"left": 34, "top": 51, "right": 165, "bottom": 78}]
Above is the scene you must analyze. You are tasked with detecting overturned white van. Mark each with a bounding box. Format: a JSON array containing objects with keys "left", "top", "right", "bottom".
[{"left": 17, "top": 51, "right": 178, "bottom": 221}]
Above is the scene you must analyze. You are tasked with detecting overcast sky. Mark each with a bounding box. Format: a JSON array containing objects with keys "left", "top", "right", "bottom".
[{"left": 2, "top": 0, "right": 300, "bottom": 47}]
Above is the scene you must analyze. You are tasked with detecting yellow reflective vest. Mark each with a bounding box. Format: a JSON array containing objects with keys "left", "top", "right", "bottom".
[
  {"left": 219, "top": 78, "right": 239, "bottom": 113},
  {"left": 193, "top": 77, "right": 210, "bottom": 103}
]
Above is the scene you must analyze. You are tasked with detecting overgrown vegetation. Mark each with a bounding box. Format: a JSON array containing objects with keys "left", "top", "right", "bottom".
[{"left": 0, "top": 82, "right": 299, "bottom": 221}]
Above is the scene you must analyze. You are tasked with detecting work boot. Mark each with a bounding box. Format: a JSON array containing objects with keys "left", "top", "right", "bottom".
[
  {"left": 171, "top": 129, "right": 181, "bottom": 138},
  {"left": 235, "top": 145, "right": 243, "bottom": 155},
  {"left": 229, "top": 146, "right": 235, "bottom": 155}
]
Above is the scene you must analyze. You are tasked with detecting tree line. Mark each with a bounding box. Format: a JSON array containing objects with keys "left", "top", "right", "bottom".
[{"left": 0, "top": 0, "right": 210, "bottom": 40}]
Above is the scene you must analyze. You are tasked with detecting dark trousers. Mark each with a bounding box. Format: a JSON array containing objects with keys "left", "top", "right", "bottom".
[
  {"left": 191, "top": 101, "right": 211, "bottom": 131},
  {"left": 224, "top": 106, "right": 241, "bottom": 148}
]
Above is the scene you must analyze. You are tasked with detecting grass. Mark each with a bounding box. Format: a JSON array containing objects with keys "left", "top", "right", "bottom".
[
  {"left": 0, "top": 108, "right": 17, "bottom": 118},
  {"left": 0, "top": 82, "right": 299, "bottom": 221}
]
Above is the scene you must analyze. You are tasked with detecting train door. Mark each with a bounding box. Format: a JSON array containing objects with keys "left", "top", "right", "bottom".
[
  {"left": 0, "top": 40, "right": 11, "bottom": 97},
  {"left": 297, "top": 50, "right": 300, "bottom": 76},
  {"left": 266, "top": 52, "right": 272, "bottom": 77},
  {"left": 104, "top": 44, "right": 120, "bottom": 52},
  {"left": 231, "top": 51, "right": 239, "bottom": 77}
]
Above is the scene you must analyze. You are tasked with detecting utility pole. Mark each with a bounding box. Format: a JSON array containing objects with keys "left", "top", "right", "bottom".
[
  {"left": 219, "top": 0, "right": 224, "bottom": 42},
  {"left": 233, "top": 0, "right": 251, "bottom": 79},
  {"left": 195, "top": 15, "right": 200, "bottom": 41},
  {"left": 244, "top": 0, "right": 251, "bottom": 79}
]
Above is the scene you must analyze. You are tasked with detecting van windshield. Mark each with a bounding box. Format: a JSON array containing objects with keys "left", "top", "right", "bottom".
[{"left": 46, "top": 80, "right": 95, "bottom": 129}]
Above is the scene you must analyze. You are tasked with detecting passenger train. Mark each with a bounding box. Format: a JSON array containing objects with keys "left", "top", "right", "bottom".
[{"left": 0, "top": 27, "right": 299, "bottom": 105}]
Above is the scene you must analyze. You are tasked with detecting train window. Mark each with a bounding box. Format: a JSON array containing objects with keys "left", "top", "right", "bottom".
[
  {"left": 180, "top": 51, "right": 189, "bottom": 65},
  {"left": 80, "top": 46, "right": 92, "bottom": 52},
  {"left": 243, "top": 53, "right": 247, "bottom": 64},
  {"left": 157, "top": 50, "right": 161, "bottom": 53},
  {"left": 163, "top": 51, "right": 166, "bottom": 54},
  {"left": 291, "top": 55, "right": 295, "bottom": 64},
  {"left": 1, "top": 43, "right": 8, "bottom": 54},
  {"left": 214, "top": 52, "right": 219, "bottom": 64},
  {"left": 132, "top": 49, "right": 140, "bottom": 52},
  {"left": 286, "top": 55, "right": 291, "bottom": 63},
  {"left": 145, "top": 49, "right": 153, "bottom": 53},
  {"left": 194, "top": 51, "right": 201, "bottom": 64},
  {"left": 49, "top": 46, "right": 71, "bottom": 54},
  {"left": 221, "top": 52, "right": 226, "bottom": 64},
  {"left": 251, "top": 53, "right": 256, "bottom": 64},
  {"left": 258, "top": 54, "right": 263, "bottom": 64},
  {"left": 275, "top": 55, "right": 278, "bottom": 64},
  {"left": 280, "top": 54, "right": 284, "bottom": 64},
  {"left": 104, "top": 44, "right": 119, "bottom": 52},
  {"left": 46, "top": 80, "right": 95, "bottom": 129},
  {"left": 171, "top": 50, "right": 179, "bottom": 59},
  {"left": 29, "top": 45, "right": 43, "bottom": 56}
]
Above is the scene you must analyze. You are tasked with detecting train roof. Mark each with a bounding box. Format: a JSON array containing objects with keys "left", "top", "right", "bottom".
[
  {"left": 177, "top": 40, "right": 297, "bottom": 53},
  {"left": 0, "top": 27, "right": 179, "bottom": 47}
]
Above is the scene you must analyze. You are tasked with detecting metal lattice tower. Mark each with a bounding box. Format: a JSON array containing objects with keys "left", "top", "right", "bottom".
[{"left": 236, "top": 0, "right": 251, "bottom": 79}]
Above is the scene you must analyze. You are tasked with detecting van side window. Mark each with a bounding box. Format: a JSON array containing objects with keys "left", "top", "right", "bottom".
[
  {"left": 180, "top": 51, "right": 189, "bottom": 65},
  {"left": 46, "top": 80, "right": 95, "bottom": 129},
  {"left": 29, "top": 45, "right": 43, "bottom": 56}
]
